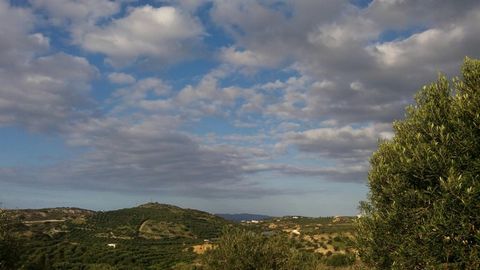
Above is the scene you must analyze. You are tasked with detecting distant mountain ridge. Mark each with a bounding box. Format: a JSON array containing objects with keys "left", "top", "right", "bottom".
[{"left": 216, "top": 213, "right": 273, "bottom": 222}]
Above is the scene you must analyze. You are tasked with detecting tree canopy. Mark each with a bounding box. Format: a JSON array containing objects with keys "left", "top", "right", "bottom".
[{"left": 356, "top": 58, "right": 480, "bottom": 269}]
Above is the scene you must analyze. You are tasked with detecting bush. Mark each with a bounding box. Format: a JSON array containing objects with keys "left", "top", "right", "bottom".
[
  {"left": 356, "top": 58, "right": 480, "bottom": 269},
  {"left": 201, "top": 228, "right": 317, "bottom": 270}
]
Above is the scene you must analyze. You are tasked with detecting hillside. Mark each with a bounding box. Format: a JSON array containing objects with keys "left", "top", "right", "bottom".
[
  {"left": 4, "top": 203, "right": 233, "bottom": 269},
  {"left": 3, "top": 204, "right": 360, "bottom": 269},
  {"left": 242, "top": 216, "right": 357, "bottom": 257}
]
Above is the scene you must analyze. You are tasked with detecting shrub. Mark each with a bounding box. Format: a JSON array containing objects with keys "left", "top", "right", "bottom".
[{"left": 201, "top": 228, "right": 317, "bottom": 270}]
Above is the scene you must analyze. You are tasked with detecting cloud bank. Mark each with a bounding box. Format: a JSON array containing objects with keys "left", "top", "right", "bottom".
[{"left": 1, "top": 0, "right": 480, "bottom": 202}]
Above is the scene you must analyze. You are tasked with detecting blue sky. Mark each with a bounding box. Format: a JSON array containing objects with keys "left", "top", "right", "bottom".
[{"left": 0, "top": 0, "right": 479, "bottom": 216}]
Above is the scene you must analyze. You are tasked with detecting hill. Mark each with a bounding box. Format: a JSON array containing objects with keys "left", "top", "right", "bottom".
[
  {"left": 3, "top": 204, "right": 360, "bottom": 269},
  {"left": 4, "top": 202, "right": 233, "bottom": 269},
  {"left": 243, "top": 215, "right": 357, "bottom": 257}
]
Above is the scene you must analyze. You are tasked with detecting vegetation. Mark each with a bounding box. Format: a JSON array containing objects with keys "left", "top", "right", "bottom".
[
  {"left": 201, "top": 228, "right": 318, "bottom": 270},
  {"left": 356, "top": 58, "right": 480, "bottom": 269},
  {"left": 1, "top": 203, "right": 361, "bottom": 269},
  {"left": 0, "top": 210, "right": 22, "bottom": 269},
  {"left": 2, "top": 203, "right": 232, "bottom": 269}
]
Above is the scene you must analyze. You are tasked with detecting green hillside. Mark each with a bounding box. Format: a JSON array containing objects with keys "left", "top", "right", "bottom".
[
  {"left": 5, "top": 203, "right": 232, "bottom": 269},
  {"left": 2, "top": 204, "right": 361, "bottom": 269}
]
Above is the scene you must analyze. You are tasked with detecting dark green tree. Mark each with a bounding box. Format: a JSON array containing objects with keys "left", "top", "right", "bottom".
[
  {"left": 356, "top": 58, "right": 480, "bottom": 269},
  {"left": 201, "top": 228, "right": 317, "bottom": 270}
]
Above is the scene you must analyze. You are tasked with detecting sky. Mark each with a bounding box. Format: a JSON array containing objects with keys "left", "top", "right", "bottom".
[{"left": 1, "top": 0, "right": 479, "bottom": 216}]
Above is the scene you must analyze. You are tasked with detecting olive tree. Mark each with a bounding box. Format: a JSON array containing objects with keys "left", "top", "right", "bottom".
[{"left": 355, "top": 58, "right": 480, "bottom": 269}]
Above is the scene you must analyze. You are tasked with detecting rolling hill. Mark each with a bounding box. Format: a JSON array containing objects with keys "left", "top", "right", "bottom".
[
  {"left": 3, "top": 202, "right": 233, "bottom": 269},
  {"left": 3, "top": 203, "right": 359, "bottom": 269}
]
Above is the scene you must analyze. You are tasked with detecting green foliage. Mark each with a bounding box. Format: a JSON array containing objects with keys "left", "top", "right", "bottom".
[
  {"left": 4, "top": 203, "right": 231, "bottom": 269},
  {"left": 88, "top": 203, "right": 228, "bottom": 240},
  {"left": 4, "top": 203, "right": 360, "bottom": 269},
  {"left": 356, "top": 57, "right": 480, "bottom": 269},
  {"left": 201, "top": 228, "right": 318, "bottom": 270},
  {"left": 0, "top": 211, "right": 22, "bottom": 270},
  {"left": 324, "top": 254, "right": 356, "bottom": 267}
]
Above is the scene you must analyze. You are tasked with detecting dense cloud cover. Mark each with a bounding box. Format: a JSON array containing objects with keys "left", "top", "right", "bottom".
[{"left": 1, "top": 0, "right": 479, "bottom": 213}]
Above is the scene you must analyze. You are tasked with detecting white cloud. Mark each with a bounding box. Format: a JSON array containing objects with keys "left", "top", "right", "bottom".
[
  {"left": 0, "top": 0, "right": 97, "bottom": 132},
  {"left": 0, "top": 53, "right": 97, "bottom": 132},
  {"left": 370, "top": 26, "right": 466, "bottom": 67},
  {"left": 308, "top": 17, "right": 378, "bottom": 48},
  {"left": 30, "top": 0, "right": 120, "bottom": 23},
  {"left": 282, "top": 124, "right": 393, "bottom": 160},
  {"left": 220, "top": 46, "right": 278, "bottom": 68},
  {"left": 174, "top": 68, "right": 243, "bottom": 116},
  {"left": 81, "top": 5, "right": 204, "bottom": 65},
  {"left": 3, "top": 0, "right": 480, "bottom": 200},
  {"left": 0, "top": 0, "right": 45, "bottom": 64},
  {"left": 108, "top": 72, "right": 136, "bottom": 84},
  {"left": 30, "top": 0, "right": 121, "bottom": 44},
  {"left": 209, "top": 0, "right": 480, "bottom": 127},
  {"left": 110, "top": 77, "right": 172, "bottom": 112},
  {"left": 5, "top": 114, "right": 252, "bottom": 196}
]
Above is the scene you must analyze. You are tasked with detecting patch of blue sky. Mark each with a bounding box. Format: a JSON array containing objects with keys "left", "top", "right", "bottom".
[
  {"left": 91, "top": 76, "right": 115, "bottom": 104},
  {"left": 7, "top": 0, "right": 29, "bottom": 8},
  {"left": 157, "top": 59, "right": 219, "bottom": 90},
  {"left": 349, "top": 0, "right": 373, "bottom": 9},
  {"left": 34, "top": 24, "right": 72, "bottom": 54},
  {"left": 223, "top": 177, "right": 368, "bottom": 216},
  {"left": 198, "top": 2, "right": 235, "bottom": 46},
  {"left": 125, "top": 0, "right": 164, "bottom": 9},
  {"left": 378, "top": 25, "right": 428, "bottom": 43},
  {"left": 290, "top": 155, "right": 338, "bottom": 168},
  {"left": 0, "top": 127, "right": 77, "bottom": 167},
  {"left": 0, "top": 182, "right": 149, "bottom": 211},
  {"left": 253, "top": 173, "right": 322, "bottom": 190},
  {"left": 267, "top": 1, "right": 294, "bottom": 19}
]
